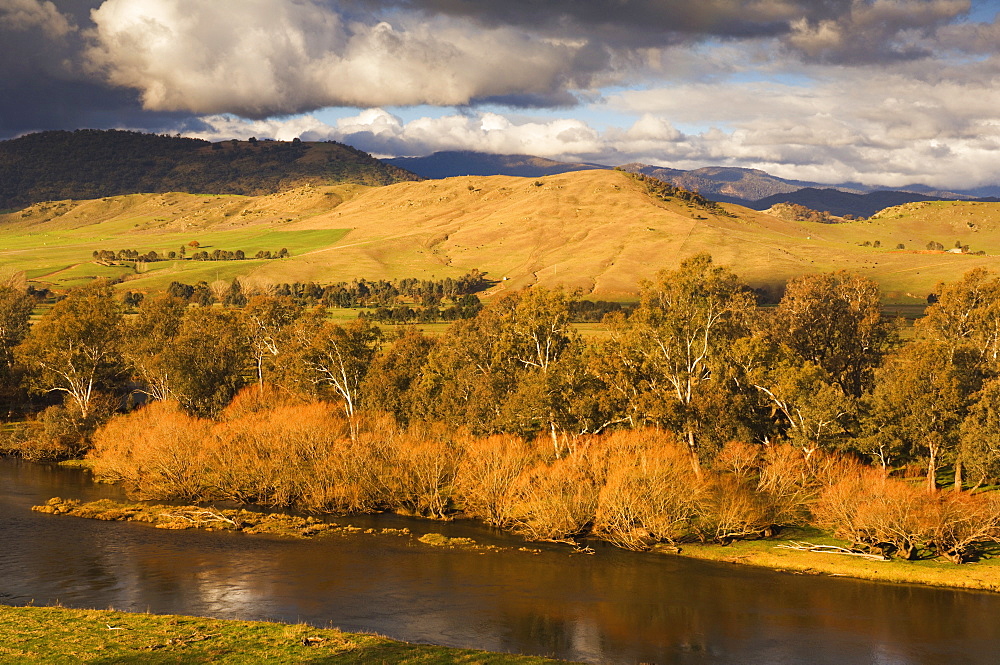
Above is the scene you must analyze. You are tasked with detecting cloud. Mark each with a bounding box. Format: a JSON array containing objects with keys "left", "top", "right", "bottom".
[
  {"left": 76, "top": 0, "right": 993, "bottom": 123},
  {"left": 783, "top": 0, "right": 972, "bottom": 64},
  {"left": 186, "top": 109, "right": 610, "bottom": 159},
  {"left": 183, "top": 70, "right": 1000, "bottom": 190},
  {"left": 2, "top": 0, "right": 999, "bottom": 190},
  {"left": 611, "top": 70, "right": 1000, "bottom": 186},
  {"left": 83, "top": 0, "right": 619, "bottom": 116},
  {"left": 0, "top": 0, "right": 75, "bottom": 37}
]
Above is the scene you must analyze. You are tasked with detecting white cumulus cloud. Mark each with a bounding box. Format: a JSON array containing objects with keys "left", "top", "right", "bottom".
[{"left": 83, "top": 0, "right": 612, "bottom": 116}]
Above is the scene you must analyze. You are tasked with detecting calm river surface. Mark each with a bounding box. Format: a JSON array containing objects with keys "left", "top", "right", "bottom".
[{"left": 1, "top": 457, "right": 999, "bottom": 664}]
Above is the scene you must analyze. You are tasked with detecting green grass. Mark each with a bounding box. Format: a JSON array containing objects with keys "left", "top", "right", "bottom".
[
  {"left": 670, "top": 527, "right": 1000, "bottom": 592},
  {"left": 0, "top": 605, "right": 565, "bottom": 664}
]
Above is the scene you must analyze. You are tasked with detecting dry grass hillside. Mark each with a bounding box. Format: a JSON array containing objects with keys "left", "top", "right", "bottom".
[{"left": 3, "top": 169, "right": 1000, "bottom": 301}]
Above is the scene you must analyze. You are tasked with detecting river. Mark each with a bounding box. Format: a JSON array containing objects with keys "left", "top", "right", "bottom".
[{"left": 1, "top": 457, "right": 998, "bottom": 664}]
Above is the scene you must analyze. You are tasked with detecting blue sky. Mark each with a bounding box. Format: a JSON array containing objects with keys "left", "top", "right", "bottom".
[{"left": 3, "top": 0, "right": 1000, "bottom": 188}]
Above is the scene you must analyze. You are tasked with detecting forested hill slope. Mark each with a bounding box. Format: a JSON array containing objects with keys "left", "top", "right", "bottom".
[{"left": 0, "top": 130, "right": 420, "bottom": 210}]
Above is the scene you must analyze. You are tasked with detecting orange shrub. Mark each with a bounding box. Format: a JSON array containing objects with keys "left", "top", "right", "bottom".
[
  {"left": 593, "top": 430, "right": 703, "bottom": 549},
  {"left": 453, "top": 433, "right": 542, "bottom": 527},
  {"left": 509, "top": 450, "right": 599, "bottom": 542},
  {"left": 387, "top": 421, "right": 460, "bottom": 518},
  {"left": 923, "top": 491, "right": 1000, "bottom": 563},
  {"left": 89, "top": 401, "right": 213, "bottom": 500},
  {"left": 814, "top": 470, "right": 930, "bottom": 559}
]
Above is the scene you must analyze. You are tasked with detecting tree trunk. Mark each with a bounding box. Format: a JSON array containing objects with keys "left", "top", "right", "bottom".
[
  {"left": 927, "top": 445, "right": 938, "bottom": 493},
  {"left": 953, "top": 459, "right": 963, "bottom": 492},
  {"left": 686, "top": 429, "right": 702, "bottom": 478}
]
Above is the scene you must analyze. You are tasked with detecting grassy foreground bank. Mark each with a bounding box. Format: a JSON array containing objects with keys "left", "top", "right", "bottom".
[
  {"left": 0, "top": 605, "right": 566, "bottom": 664},
  {"left": 668, "top": 528, "right": 1000, "bottom": 593}
]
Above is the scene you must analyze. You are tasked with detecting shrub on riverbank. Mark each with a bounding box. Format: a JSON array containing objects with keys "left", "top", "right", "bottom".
[{"left": 85, "top": 393, "right": 1000, "bottom": 561}]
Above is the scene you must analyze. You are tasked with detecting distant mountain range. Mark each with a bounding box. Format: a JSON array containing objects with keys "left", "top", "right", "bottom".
[
  {"left": 385, "top": 150, "right": 605, "bottom": 179},
  {"left": 389, "top": 151, "right": 1000, "bottom": 217}
]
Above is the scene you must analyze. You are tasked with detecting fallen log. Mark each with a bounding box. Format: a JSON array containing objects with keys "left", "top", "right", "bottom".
[{"left": 775, "top": 541, "right": 888, "bottom": 561}]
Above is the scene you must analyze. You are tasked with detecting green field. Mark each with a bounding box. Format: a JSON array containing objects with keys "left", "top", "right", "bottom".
[{"left": 0, "top": 605, "right": 563, "bottom": 664}]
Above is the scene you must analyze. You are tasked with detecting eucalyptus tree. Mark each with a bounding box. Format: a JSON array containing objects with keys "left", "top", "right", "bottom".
[
  {"left": 241, "top": 295, "right": 302, "bottom": 386},
  {"left": 959, "top": 379, "right": 1000, "bottom": 490},
  {"left": 865, "top": 340, "right": 975, "bottom": 491},
  {"left": 361, "top": 327, "right": 436, "bottom": 425},
  {"left": 16, "top": 282, "right": 124, "bottom": 420},
  {"left": 415, "top": 287, "right": 584, "bottom": 443},
  {"left": 918, "top": 267, "right": 1000, "bottom": 365},
  {"left": 0, "top": 285, "right": 33, "bottom": 401},
  {"left": 160, "top": 307, "right": 251, "bottom": 417},
  {"left": 122, "top": 294, "right": 188, "bottom": 401},
  {"left": 595, "top": 254, "right": 755, "bottom": 471},
  {"left": 280, "top": 312, "right": 382, "bottom": 435},
  {"left": 768, "top": 271, "right": 895, "bottom": 397}
]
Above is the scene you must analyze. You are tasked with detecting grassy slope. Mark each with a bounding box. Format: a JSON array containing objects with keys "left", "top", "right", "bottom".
[
  {"left": 671, "top": 527, "right": 1000, "bottom": 593},
  {"left": 3, "top": 170, "right": 1000, "bottom": 301},
  {"left": 0, "top": 606, "right": 564, "bottom": 664}
]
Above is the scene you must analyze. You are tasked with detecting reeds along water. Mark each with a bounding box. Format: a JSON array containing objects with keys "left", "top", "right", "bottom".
[{"left": 86, "top": 391, "right": 1000, "bottom": 560}]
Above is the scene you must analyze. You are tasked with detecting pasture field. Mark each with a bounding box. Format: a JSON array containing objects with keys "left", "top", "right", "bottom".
[{"left": 3, "top": 171, "right": 1000, "bottom": 302}]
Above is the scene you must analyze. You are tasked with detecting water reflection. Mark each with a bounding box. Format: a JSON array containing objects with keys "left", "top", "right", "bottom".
[{"left": 1, "top": 458, "right": 997, "bottom": 664}]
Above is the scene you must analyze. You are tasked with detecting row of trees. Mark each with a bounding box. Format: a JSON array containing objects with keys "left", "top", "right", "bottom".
[
  {"left": 623, "top": 171, "right": 733, "bottom": 217},
  {"left": 93, "top": 247, "right": 289, "bottom": 263},
  {"left": 5, "top": 257, "right": 1000, "bottom": 490},
  {"left": 161, "top": 272, "right": 490, "bottom": 310}
]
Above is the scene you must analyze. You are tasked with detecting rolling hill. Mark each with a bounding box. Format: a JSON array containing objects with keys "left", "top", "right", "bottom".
[
  {"left": 386, "top": 151, "right": 1000, "bottom": 216},
  {"left": 0, "top": 129, "right": 420, "bottom": 210},
  {"left": 3, "top": 169, "right": 1000, "bottom": 303}
]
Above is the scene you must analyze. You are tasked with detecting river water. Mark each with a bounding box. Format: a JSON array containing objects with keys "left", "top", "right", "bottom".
[{"left": 1, "top": 457, "right": 998, "bottom": 664}]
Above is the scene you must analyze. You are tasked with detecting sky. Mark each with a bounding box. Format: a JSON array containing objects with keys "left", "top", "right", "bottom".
[{"left": 3, "top": 0, "right": 1000, "bottom": 188}]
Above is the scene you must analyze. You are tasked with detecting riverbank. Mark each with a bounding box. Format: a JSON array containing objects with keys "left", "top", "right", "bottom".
[
  {"left": 34, "top": 495, "right": 1000, "bottom": 594},
  {"left": 669, "top": 528, "right": 1000, "bottom": 593},
  {"left": 0, "top": 605, "right": 567, "bottom": 664}
]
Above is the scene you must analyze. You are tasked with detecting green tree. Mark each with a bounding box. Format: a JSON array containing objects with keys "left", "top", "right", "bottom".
[
  {"left": 958, "top": 379, "right": 1000, "bottom": 489},
  {"left": 17, "top": 282, "right": 124, "bottom": 419},
  {"left": 865, "top": 341, "right": 974, "bottom": 491},
  {"left": 122, "top": 294, "right": 188, "bottom": 401},
  {"left": 161, "top": 308, "right": 250, "bottom": 416},
  {"left": 0, "top": 286, "right": 33, "bottom": 381},
  {"left": 414, "top": 288, "right": 583, "bottom": 442},
  {"left": 769, "top": 271, "right": 895, "bottom": 397},
  {"left": 361, "top": 328, "right": 436, "bottom": 425},
  {"left": 599, "top": 254, "right": 754, "bottom": 470}
]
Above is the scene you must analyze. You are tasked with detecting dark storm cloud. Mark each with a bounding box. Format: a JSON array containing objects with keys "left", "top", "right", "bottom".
[
  {"left": 351, "top": 0, "right": 805, "bottom": 44},
  {"left": 0, "top": 0, "right": 191, "bottom": 137},
  {"left": 0, "top": 0, "right": 993, "bottom": 138},
  {"left": 345, "top": 0, "right": 972, "bottom": 55}
]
